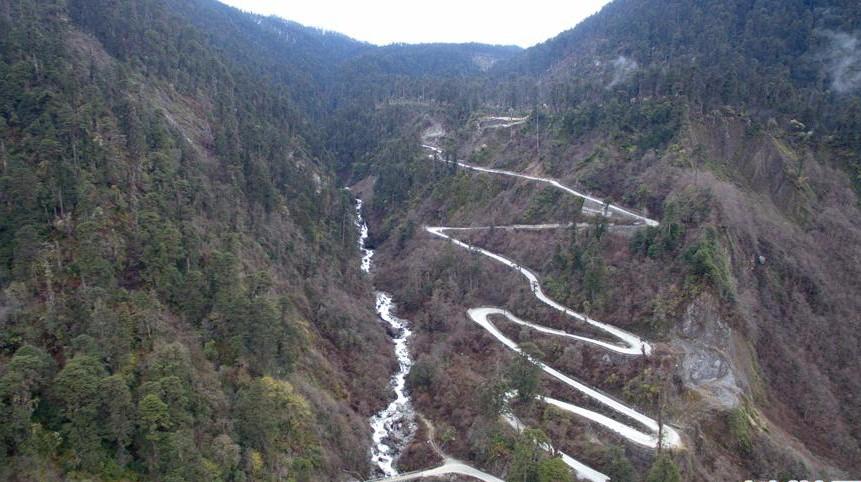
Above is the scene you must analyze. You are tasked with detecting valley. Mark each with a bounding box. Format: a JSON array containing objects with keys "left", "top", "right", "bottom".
[{"left": 2, "top": 0, "right": 860, "bottom": 481}]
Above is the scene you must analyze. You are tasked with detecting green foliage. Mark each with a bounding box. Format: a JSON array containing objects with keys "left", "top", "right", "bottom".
[
  {"left": 525, "top": 187, "right": 561, "bottom": 221},
  {"left": 0, "top": 345, "right": 56, "bottom": 455},
  {"left": 604, "top": 445, "right": 636, "bottom": 482},
  {"left": 21, "top": 423, "right": 62, "bottom": 459},
  {"left": 370, "top": 138, "right": 422, "bottom": 211},
  {"left": 537, "top": 456, "right": 573, "bottom": 482},
  {"left": 136, "top": 392, "right": 208, "bottom": 479},
  {"left": 631, "top": 223, "right": 682, "bottom": 259},
  {"left": 510, "top": 0, "right": 861, "bottom": 204},
  {"left": 51, "top": 355, "right": 108, "bottom": 470},
  {"left": 138, "top": 393, "right": 171, "bottom": 435},
  {"left": 524, "top": 187, "right": 584, "bottom": 222},
  {"left": 5, "top": 0, "right": 856, "bottom": 477},
  {"left": 0, "top": 1, "right": 363, "bottom": 478},
  {"left": 508, "top": 429, "right": 572, "bottom": 482},
  {"left": 507, "top": 350, "right": 543, "bottom": 404},
  {"left": 406, "top": 355, "right": 438, "bottom": 391},
  {"left": 210, "top": 434, "right": 241, "bottom": 480},
  {"left": 683, "top": 226, "right": 735, "bottom": 299},
  {"left": 665, "top": 187, "right": 713, "bottom": 226},
  {"left": 646, "top": 287, "right": 685, "bottom": 338},
  {"left": 562, "top": 98, "right": 682, "bottom": 152},
  {"left": 508, "top": 429, "right": 548, "bottom": 482},
  {"left": 582, "top": 243, "right": 607, "bottom": 304},
  {"left": 98, "top": 375, "right": 133, "bottom": 454},
  {"left": 631, "top": 187, "right": 711, "bottom": 259},
  {"left": 622, "top": 367, "right": 664, "bottom": 409},
  {"left": 545, "top": 222, "right": 613, "bottom": 311},
  {"left": 646, "top": 453, "right": 682, "bottom": 482},
  {"left": 88, "top": 298, "right": 132, "bottom": 370},
  {"left": 235, "top": 376, "right": 317, "bottom": 456},
  {"left": 727, "top": 407, "right": 753, "bottom": 455},
  {"left": 476, "top": 378, "right": 511, "bottom": 420},
  {"left": 205, "top": 251, "right": 301, "bottom": 374}
]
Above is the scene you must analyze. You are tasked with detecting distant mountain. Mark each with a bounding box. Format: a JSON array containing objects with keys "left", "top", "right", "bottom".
[
  {"left": 494, "top": 0, "right": 861, "bottom": 195},
  {"left": 501, "top": 0, "right": 861, "bottom": 115},
  {"left": 347, "top": 42, "right": 522, "bottom": 77}
]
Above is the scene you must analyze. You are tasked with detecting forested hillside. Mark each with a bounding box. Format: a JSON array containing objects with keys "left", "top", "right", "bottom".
[
  {"left": 497, "top": 0, "right": 861, "bottom": 193},
  {"left": 2, "top": 0, "right": 861, "bottom": 480},
  {"left": 0, "top": 0, "right": 394, "bottom": 480}
]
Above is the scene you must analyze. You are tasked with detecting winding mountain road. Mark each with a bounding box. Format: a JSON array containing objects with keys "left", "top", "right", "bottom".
[
  {"left": 423, "top": 143, "right": 679, "bottom": 481},
  {"left": 478, "top": 115, "right": 531, "bottom": 129},
  {"left": 365, "top": 416, "right": 504, "bottom": 482},
  {"left": 368, "top": 128, "right": 681, "bottom": 482},
  {"left": 421, "top": 144, "right": 657, "bottom": 227},
  {"left": 366, "top": 462, "right": 505, "bottom": 482}
]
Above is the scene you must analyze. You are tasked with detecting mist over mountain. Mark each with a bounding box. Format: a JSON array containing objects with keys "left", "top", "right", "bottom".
[{"left": 1, "top": 0, "right": 859, "bottom": 481}]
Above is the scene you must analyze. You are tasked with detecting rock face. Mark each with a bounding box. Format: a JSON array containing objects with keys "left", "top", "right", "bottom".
[{"left": 674, "top": 294, "right": 744, "bottom": 409}]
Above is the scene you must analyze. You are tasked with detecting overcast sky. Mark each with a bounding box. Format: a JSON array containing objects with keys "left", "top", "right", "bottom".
[{"left": 218, "top": 0, "right": 612, "bottom": 48}]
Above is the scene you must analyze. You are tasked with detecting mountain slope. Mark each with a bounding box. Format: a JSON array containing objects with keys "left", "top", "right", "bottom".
[
  {"left": 0, "top": 3, "right": 530, "bottom": 478},
  {"left": 492, "top": 10, "right": 861, "bottom": 474},
  {"left": 0, "top": 0, "right": 392, "bottom": 480},
  {"left": 499, "top": 0, "right": 861, "bottom": 169},
  {"left": 350, "top": 0, "right": 861, "bottom": 480}
]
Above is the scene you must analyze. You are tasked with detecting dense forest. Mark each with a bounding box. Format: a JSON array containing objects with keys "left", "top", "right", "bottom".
[
  {"left": 0, "top": 0, "right": 390, "bottom": 480},
  {"left": 497, "top": 0, "right": 861, "bottom": 194},
  {"left": 2, "top": 0, "right": 860, "bottom": 481}
]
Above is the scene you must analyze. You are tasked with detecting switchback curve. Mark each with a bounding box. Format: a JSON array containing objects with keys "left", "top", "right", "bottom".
[{"left": 419, "top": 144, "right": 681, "bottom": 481}]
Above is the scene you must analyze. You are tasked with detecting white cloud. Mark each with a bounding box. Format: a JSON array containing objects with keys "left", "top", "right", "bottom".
[
  {"left": 218, "top": 0, "right": 611, "bottom": 47},
  {"left": 608, "top": 55, "right": 638, "bottom": 88},
  {"left": 820, "top": 30, "right": 861, "bottom": 94}
]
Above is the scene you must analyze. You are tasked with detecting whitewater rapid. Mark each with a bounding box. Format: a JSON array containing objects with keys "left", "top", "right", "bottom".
[
  {"left": 355, "top": 199, "right": 417, "bottom": 477},
  {"left": 357, "top": 199, "right": 374, "bottom": 273}
]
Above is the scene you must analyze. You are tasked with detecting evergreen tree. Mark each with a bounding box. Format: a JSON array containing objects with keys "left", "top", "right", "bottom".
[{"left": 646, "top": 453, "right": 682, "bottom": 482}]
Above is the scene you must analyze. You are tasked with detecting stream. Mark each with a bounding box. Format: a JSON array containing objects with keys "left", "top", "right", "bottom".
[{"left": 354, "top": 199, "right": 417, "bottom": 477}]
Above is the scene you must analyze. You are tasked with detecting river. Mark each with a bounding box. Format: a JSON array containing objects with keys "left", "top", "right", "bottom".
[{"left": 354, "top": 199, "right": 417, "bottom": 477}]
